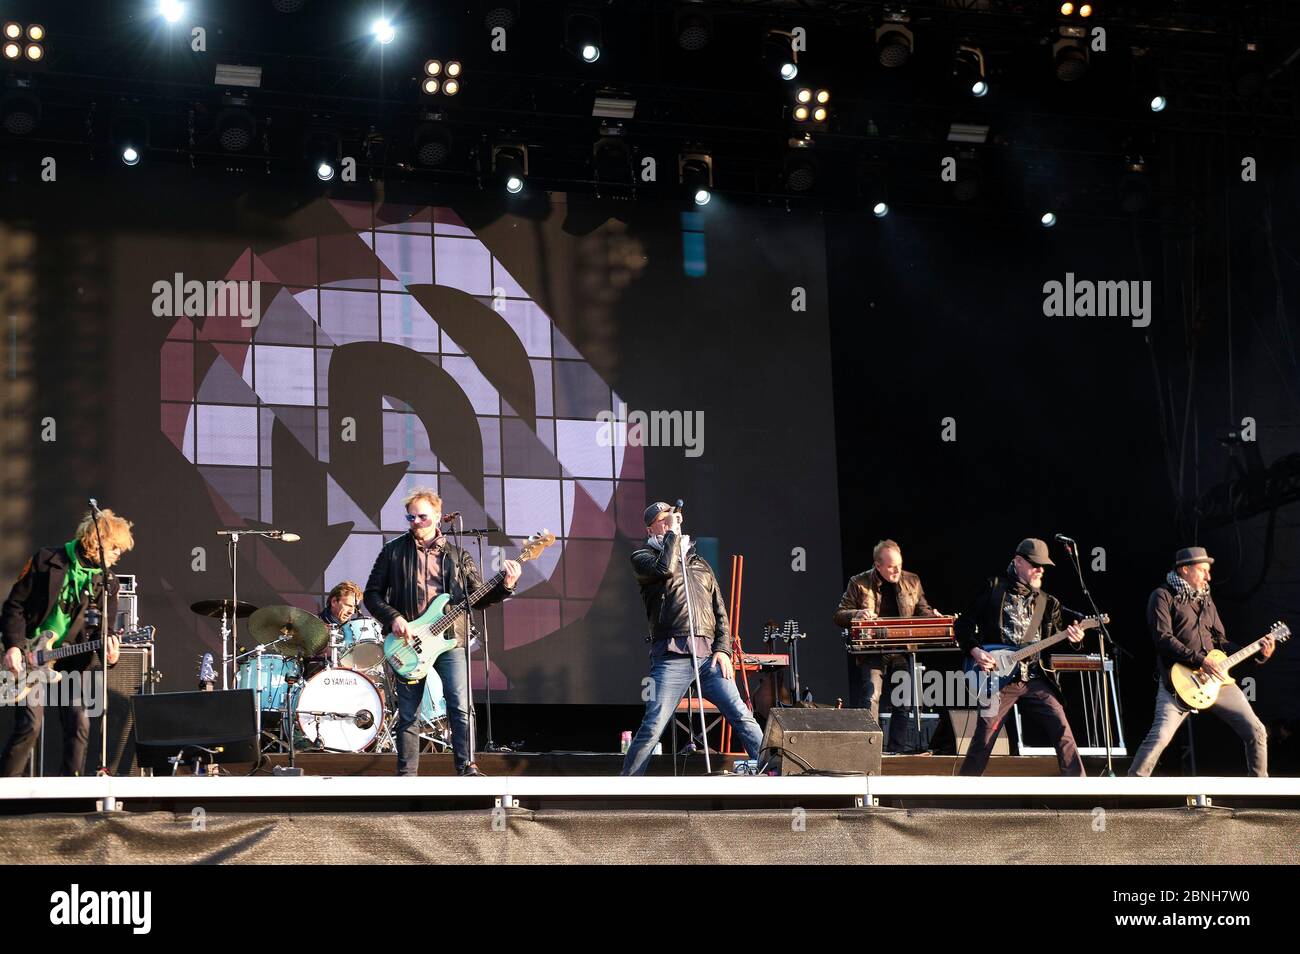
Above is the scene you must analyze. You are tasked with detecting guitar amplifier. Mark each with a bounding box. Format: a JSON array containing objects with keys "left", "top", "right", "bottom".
[
  {"left": 84, "top": 643, "right": 155, "bottom": 776},
  {"left": 761, "top": 708, "right": 883, "bottom": 776}
]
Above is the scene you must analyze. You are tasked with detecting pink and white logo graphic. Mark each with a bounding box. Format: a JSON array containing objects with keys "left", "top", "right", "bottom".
[{"left": 159, "top": 200, "right": 644, "bottom": 689}]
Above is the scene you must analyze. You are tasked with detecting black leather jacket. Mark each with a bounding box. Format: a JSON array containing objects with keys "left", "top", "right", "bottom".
[
  {"left": 2, "top": 545, "right": 119, "bottom": 671},
  {"left": 956, "top": 571, "right": 1080, "bottom": 689},
  {"left": 363, "top": 532, "right": 512, "bottom": 648},
  {"left": 630, "top": 531, "right": 731, "bottom": 654}
]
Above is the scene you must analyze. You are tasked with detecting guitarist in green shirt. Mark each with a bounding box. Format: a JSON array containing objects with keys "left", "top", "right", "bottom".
[{"left": 1, "top": 510, "right": 133, "bottom": 776}]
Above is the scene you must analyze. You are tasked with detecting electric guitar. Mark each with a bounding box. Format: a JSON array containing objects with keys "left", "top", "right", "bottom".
[
  {"left": 10, "top": 625, "right": 155, "bottom": 704},
  {"left": 1169, "top": 621, "right": 1290, "bottom": 710},
  {"left": 964, "top": 615, "right": 1109, "bottom": 695},
  {"left": 383, "top": 531, "right": 556, "bottom": 680}
]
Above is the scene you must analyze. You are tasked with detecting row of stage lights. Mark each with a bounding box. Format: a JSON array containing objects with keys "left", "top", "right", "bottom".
[{"left": 17, "top": 2, "right": 1141, "bottom": 224}]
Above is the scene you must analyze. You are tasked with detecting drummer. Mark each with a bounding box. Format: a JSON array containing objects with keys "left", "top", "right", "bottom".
[{"left": 307, "top": 580, "right": 363, "bottom": 678}]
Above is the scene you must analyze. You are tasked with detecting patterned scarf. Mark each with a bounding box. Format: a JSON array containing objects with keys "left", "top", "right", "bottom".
[{"left": 1167, "top": 569, "right": 1209, "bottom": 604}]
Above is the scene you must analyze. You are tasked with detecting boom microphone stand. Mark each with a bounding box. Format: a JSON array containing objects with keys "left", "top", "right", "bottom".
[
  {"left": 674, "top": 516, "right": 713, "bottom": 775},
  {"left": 88, "top": 498, "right": 111, "bottom": 776},
  {"left": 1059, "top": 534, "right": 1117, "bottom": 777}
]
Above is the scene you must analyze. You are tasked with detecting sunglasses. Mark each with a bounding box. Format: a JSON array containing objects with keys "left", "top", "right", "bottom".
[
  {"left": 405, "top": 513, "right": 436, "bottom": 523},
  {"left": 1019, "top": 556, "right": 1045, "bottom": 570}
]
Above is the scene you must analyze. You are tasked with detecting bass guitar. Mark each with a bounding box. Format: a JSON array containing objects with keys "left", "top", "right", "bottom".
[{"left": 383, "top": 531, "right": 556, "bottom": 680}]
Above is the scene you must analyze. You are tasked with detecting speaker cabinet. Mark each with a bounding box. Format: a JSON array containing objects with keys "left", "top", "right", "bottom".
[{"left": 761, "top": 708, "right": 883, "bottom": 776}]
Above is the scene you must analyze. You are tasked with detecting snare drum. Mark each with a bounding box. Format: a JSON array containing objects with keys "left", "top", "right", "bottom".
[
  {"left": 338, "top": 617, "right": 385, "bottom": 673},
  {"left": 235, "top": 653, "right": 301, "bottom": 711},
  {"left": 295, "top": 667, "right": 385, "bottom": 752}
]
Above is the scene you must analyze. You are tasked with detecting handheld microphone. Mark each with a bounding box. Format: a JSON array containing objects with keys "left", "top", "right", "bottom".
[{"left": 672, "top": 499, "right": 684, "bottom": 514}]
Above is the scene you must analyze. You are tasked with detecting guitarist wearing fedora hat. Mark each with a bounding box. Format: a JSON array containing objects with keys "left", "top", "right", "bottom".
[
  {"left": 1128, "top": 547, "right": 1274, "bottom": 777},
  {"left": 957, "top": 538, "right": 1088, "bottom": 777}
]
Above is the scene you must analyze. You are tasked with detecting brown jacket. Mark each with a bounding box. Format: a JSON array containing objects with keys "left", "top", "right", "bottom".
[{"left": 833, "top": 568, "right": 933, "bottom": 627}]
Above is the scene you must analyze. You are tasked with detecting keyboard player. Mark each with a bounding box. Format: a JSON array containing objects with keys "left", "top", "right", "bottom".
[{"left": 833, "top": 539, "right": 938, "bottom": 751}]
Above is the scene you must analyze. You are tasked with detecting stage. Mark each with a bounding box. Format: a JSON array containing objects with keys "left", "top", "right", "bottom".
[{"left": 0, "top": 762, "right": 1296, "bottom": 864}]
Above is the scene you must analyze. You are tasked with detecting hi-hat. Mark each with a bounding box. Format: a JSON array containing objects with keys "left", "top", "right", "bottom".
[{"left": 190, "top": 599, "right": 258, "bottom": 619}]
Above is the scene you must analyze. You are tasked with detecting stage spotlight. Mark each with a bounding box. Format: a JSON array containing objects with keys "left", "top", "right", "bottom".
[
  {"left": 3, "top": 22, "right": 19, "bottom": 40},
  {"left": 1060, "top": 2, "right": 1074, "bottom": 13},
  {"left": 1079, "top": 4, "right": 1093, "bottom": 17},
  {"left": 216, "top": 105, "right": 256, "bottom": 152},
  {"left": 3, "top": 42, "right": 19, "bottom": 60},
  {"left": 2, "top": 93, "right": 40, "bottom": 135},
  {"left": 482, "top": 3, "right": 519, "bottom": 31},
  {"left": 793, "top": 105, "right": 809, "bottom": 121},
  {"left": 796, "top": 88, "right": 812, "bottom": 104},
  {"left": 413, "top": 121, "right": 452, "bottom": 166},
  {"left": 675, "top": 9, "right": 712, "bottom": 51},
  {"left": 425, "top": 59, "right": 442, "bottom": 76},
  {"left": 1040, "top": 211, "right": 1057, "bottom": 227},
  {"left": 160, "top": 0, "right": 185, "bottom": 24},
  {"left": 372, "top": 18, "right": 395, "bottom": 45},
  {"left": 26, "top": 24, "right": 42, "bottom": 41},
  {"left": 593, "top": 136, "right": 632, "bottom": 186},
  {"left": 876, "top": 21, "right": 913, "bottom": 68},
  {"left": 812, "top": 107, "right": 827, "bottom": 122},
  {"left": 493, "top": 144, "right": 527, "bottom": 193},
  {"left": 873, "top": 202, "right": 889, "bottom": 217},
  {"left": 679, "top": 152, "right": 712, "bottom": 206},
  {"left": 783, "top": 154, "right": 817, "bottom": 194},
  {"left": 446, "top": 61, "right": 462, "bottom": 77},
  {"left": 764, "top": 30, "right": 798, "bottom": 81},
  {"left": 816, "top": 89, "right": 830, "bottom": 104},
  {"left": 443, "top": 79, "right": 459, "bottom": 95},
  {"left": 121, "top": 146, "right": 141, "bottom": 166},
  {"left": 316, "top": 161, "right": 335, "bottom": 181},
  {"left": 1150, "top": 94, "right": 1167, "bottom": 112},
  {"left": 24, "top": 43, "right": 41, "bottom": 61},
  {"left": 423, "top": 78, "right": 440, "bottom": 95},
  {"left": 954, "top": 45, "right": 987, "bottom": 97},
  {"left": 1054, "top": 39, "right": 1088, "bottom": 81},
  {"left": 566, "top": 12, "right": 602, "bottom": 64}
]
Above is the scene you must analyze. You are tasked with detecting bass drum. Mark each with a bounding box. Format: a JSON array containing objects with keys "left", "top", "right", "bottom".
[{"left": 295, "top": 668, "right": 384, "bottom": 752}]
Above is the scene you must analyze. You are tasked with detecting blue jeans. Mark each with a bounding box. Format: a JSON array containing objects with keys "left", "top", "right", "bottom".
[
  {"left": 1128, "top": 680, "right": 1267, "bottom": 777},
  {"left": 621, "top": 653, "right": 765, "bottom": 776},
  {"left": 393, "top": 648, "right": 471, "bottom": 776}
]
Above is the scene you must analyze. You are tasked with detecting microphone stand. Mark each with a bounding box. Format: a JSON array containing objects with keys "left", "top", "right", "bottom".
[
  {"left": 1062, "top": 538, "right": 1117, "bottom": 777},
  {"left": 454, "top": 518, "right": 503, "bottom": 753},
  {"left": 88, "top": 500, "right": 110, "bottom": 777},
  {"left": 675, "top": 528, "right": 712, "bottom": 775},
  {"left": 216, "top": 528, "right": 299, "bottom": 691}
]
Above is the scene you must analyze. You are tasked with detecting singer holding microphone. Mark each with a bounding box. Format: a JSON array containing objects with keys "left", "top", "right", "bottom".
[
  {"left": 620, "top": 501, "right": 764, "bottom": 776},
  {"left": 0, "top": 508, "right": 133, "bottom": 776},
  {"left": 364, "top": 488, "right": 519, "bottom": 777}
]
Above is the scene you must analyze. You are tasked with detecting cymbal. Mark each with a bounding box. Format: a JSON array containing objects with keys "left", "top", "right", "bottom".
[
  {"left": 247, "top": 604, "right": 329, "bottom": 657},
  {"left": 190, "top": 599, "right": 259, "bottom": 619}
]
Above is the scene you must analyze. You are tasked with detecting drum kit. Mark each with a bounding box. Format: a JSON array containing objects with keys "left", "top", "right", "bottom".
[{"left": 190, "top": 599, "right": 450, "bottom": 755}]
